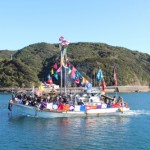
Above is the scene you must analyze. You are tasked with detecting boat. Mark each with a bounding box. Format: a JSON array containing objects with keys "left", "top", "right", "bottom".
[
  {"left": 11, "top": 88, "right": 129, "bottom": 118},
  {"left": 10, "top": 36, "right": 130, "bottom": 118},
  {"left": 12, "top": 100, "right": 129, "bottom": 118}
]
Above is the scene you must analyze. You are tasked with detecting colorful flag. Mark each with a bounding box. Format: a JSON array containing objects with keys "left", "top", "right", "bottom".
[
  {"left": 67, "top": 68, "right": 71, "bottom": 74},
  {"left": 59, "top": 36, "right": 64, "bottom": 41},
  {"left": 58, "top": 44, "right": 62, "bottom": 51},
  {"left": 54, "top": 73, "right": 58, "bottom": 80},
  {"left": 47, "top": 74, "right": 51, "bottom": 80},
  {"left": 102, "top": 79, "right": 106, "bottom": 91},
  {"left": 62, "top": 40, "right": 70, "bottom": 45},
  {"left": 56, "top": 66, "right": 62, "bottom": 73},
  {"left": 70, "top": 66, "right": 77, "bottom": 79},
  {"left": 61, "top": 45, "right": 65, "bottom": 51},
  {"left": 47, "top": 77, "right": 53, "bottom": 85},
  {"left": 87, "top": 83, "right": 92, "bottom": 90},
  {"left": 38, "top": 83, "right": 44, "bottom": 92},
  {"left": 97, "top": 69, "right": 103, "bottom": 82},
  {"left": 113, "top": 65, "right": 118, "bottom": 86},
  {"left": 65, "top": 47, "right": 68, "bottom": 53},
  {"left": 51, "top": 68, "right": 54, "bottom": 75},
  {"left": 74, "top": 78, "right": 80, "bottom": 84},
  {"left": 53, "top": 63, "right": 57, "bottom": 69},
  {"left": 85, "top": 80, "right": 89, "bottom": 86},
  {"left": 82, "top": 77, "right": 86, "bottom": 84},
  {"left": 67, "top": 61, "right": 71, "bottom": 67}
]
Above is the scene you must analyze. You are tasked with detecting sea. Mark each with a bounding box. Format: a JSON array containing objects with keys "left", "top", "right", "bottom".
[{"left": 0, "top": 92, "right": 150, "bottom": 150}]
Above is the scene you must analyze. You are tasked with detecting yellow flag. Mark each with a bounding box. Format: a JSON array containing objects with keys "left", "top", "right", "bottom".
[
  {"left": 59, "top": 44, "right": 61, "bottom": 51},
  {"left": 82, "top": 77, "right": 86, "bottom": 84},
  {"left": 51, "top": 68, "right": 54, "bottom": 75},
  {"left": 38, "top": 83, "right": 44, "bottom": 92},
  {"left": 68, "top": 69, "right": 71, "bottom": 74},
  {"left": 60, "top": 52, "right": 64, "bottom": 66}
]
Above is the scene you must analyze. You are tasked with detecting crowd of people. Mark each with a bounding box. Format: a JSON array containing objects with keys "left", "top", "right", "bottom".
[{"left": 8, "top": 91, "right": 128, "bottom": 112}]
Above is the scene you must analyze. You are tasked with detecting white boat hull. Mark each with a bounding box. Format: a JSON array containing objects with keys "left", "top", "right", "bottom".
[{"left": 12, "top": 103, "right": 130, "bottom": 118}]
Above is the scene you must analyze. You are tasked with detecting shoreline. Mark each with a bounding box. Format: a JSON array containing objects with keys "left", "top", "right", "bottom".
[{"left": 0, "top": 86, "right": 149, "bottom": 94}]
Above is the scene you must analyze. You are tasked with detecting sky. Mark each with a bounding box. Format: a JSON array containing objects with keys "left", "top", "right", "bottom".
[{"left": 0, "top": 0, "right": 150, "bottom": 54}]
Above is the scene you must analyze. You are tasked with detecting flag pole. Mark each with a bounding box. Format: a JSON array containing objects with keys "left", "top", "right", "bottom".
[
  {"left": 64, "top": 64, "right": 66, "bottom": 96},
  {"left": 59, "top": 36, "right": 70, "bottom": 95},
  {"left": 60, "top": 51, "right": 62, "bottom": 95},
  {"left": 113, "top": 64, "right": 118, "bottom": 98}
]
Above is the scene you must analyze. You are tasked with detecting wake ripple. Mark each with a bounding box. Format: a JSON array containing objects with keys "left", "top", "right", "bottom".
[{"left": 120, "top": 110, "right": 150, "bottom": 116}]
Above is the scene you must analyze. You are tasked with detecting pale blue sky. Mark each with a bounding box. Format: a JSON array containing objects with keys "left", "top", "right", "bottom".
[{"left": 0, "top": 0, "right": 150, "bottom": 54}]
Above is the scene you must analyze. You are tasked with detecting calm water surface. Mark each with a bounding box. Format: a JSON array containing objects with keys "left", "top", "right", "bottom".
[{"left": 0, "top": 92, "right": 150, "bottom": 150}]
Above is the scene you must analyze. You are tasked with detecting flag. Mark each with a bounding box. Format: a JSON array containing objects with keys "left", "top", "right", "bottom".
[
  {"left": 59, "top": 36, "right": 64, "bottom": 41},
  {"left": 70, "top": 66, "right": 77, "bottom": 79},
  {"left": 87, "top": 83, "right": 92, "bottom": 90},
  {"left": 59, "top": 44, "right": 62, "bottom": 51},
  {"left": 113, "top": 65, "right": 118, "bottom": 86},
  {"left": 65, "top": 47, "right": 68, "bottom": 53},
  {"left": 102, "top": 79, "right": 106, "bottom": 91},
  {"left": 47, "top": 74, "right": 51, "bottom": 80},
  {"left": 85, "top": 80, "right": 89, "bottom": 86},
  {"left": 74, "top": 78, "right": 80, "bottom": 84},
  {"left": 67, "top": 68, "right": 71, "bottom": 74},
  {"left": 38, "top": 83, "right": 44, "bottom": 92},
  {"left": 54, "top": 72, "right": 58, "bottom": 80},
  {"left": 97, "top": 69, "right": 103, "bottom": 82},
  {"left": 47, "top": 77, "right": 53, "bottom": 85},
  {"left": 62, "top": 40, "right": 70, "bottom": 45},
  {"left": 56, "top": 66, "right": 62, "bottom": 73},
  {"left": 61, "top": 45, "right": 65, "bottom": 51},
  {"left": 51, "top": 68, "right": 54, "bottom": 75},
  {"left": 82, "top": 77, "right": 86, "bottom": 84},
  {"left": 67, "top": 61, "right": 71, "bottom": 67},
  {"left": 53, "top": 63, "right": 57, "bottom": 69},
  {"left": 60, "top": 51, "right": 64, "bottom": 66}
]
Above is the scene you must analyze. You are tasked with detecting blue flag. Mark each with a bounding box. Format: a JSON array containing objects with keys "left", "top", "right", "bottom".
[
  {"left": 97, "top": 69, "right": 103, "bottom": 82},
  {"left": 47, "top": 74, "right": 51, "bottom": 80},
  {"left": 54, "top": 73, "right": 58, "bottom": 80}
]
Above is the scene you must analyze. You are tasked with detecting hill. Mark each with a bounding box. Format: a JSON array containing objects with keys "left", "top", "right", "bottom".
[
  {"left": 0, "top": 50, "right": 16, "bottom": 60},
  {"left": 0, "top": 42, "right": 150, "bottom": 87}
]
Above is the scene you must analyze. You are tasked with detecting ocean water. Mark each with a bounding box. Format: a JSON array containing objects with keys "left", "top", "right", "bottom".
[{"left": 0, "top": 92, "right": 150, "bottom": 150}]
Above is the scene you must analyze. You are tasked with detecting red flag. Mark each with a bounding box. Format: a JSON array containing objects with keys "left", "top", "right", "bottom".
[
  {"left": 53, "top": 63, "right": 57, "bottom": 69},
  {"left": 74, "top": 78, "right": 80, "bottom": 84},
  {"left": 47, "top": 77, "right": 53, "bottom": 85},
  {"left": 102, "top": 79, "right": 106, "bottom": 91},
  {"left": 113, "top": 65, "right": 118, "bottom": 86}
]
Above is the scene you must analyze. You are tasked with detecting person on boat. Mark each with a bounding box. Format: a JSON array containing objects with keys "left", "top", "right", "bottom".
[
  {"left": 62, "top": 96, "right": 68, "bottom": 104},
  {"left": 12, "top": 92, "right": 15, "bottom": 101},
  {"left": 113, "top": 96, "right": 117, "bottom": 104},
  {"left": 117, "top": 96, "right": 123, "bottom": 105},
  {"left": 78, "top": 100, "right": 84, "bottom": 105},
  {"left": 39, "top": 99, "right": 47, "bottom": 110},
  {"left": 52, "top": 100, "right": 58, "bottom": 110},
  {"left": 8, "top": 99, "right": 13, "bottom": 111},
  {"left": 22, "top": 98, "right": 27, "bottom": 105},
  {"left": 46, "top": 94, "right": 51, "bottom": 103}
]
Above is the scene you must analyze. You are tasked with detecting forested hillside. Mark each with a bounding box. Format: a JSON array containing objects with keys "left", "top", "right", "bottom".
[{"left": 0, "top": 42, "right": 150, "bottom": 88}]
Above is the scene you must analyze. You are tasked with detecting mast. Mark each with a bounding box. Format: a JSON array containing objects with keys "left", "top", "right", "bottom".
[
  {"left": 64, "top": 65, "right": 66, "bottom": 95},
  {"left": 113, "top": 64, "right": 118, "bottom": 98},
  {"left": 60, "top": 50, "right": 63, "bottom": 95},
  {"left": 59, "top": 36, "right": 70, "bottom": 95}
]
